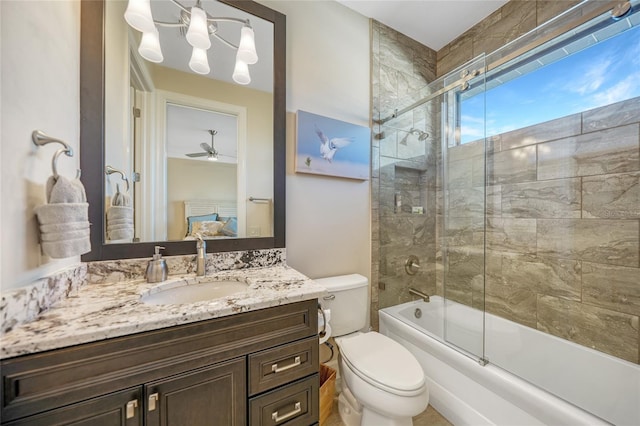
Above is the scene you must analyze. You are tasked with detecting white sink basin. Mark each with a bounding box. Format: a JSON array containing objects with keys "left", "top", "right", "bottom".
[{"left": 141, "top": 279, "right": 249, "bottom": 305}]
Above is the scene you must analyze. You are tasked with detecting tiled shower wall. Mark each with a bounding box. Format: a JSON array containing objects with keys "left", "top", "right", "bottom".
[
  {"left": 447, "top": 98, "right": 640, "bottom": 364},
  {"left": 370, "top": 21, "right": 437, "bottom": 330},
  {"left": 370, "top": 0, "right": 580, "bottom": 330},
  {"left": 370, "top": 0, "right": 639, "bottom": 364}
]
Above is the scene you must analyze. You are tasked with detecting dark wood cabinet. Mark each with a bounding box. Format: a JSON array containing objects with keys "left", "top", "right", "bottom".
[
  {"left": 145, "top": 358, "right": 245, "bottom": 426},
  {"left": 5, "top": 388, "right": 142, "bottom": 426},
  {"left": 1, "top": 300, "right": 319, "bottom": 426},
  {"left": 249, "top": 376, "right": 319, "bottom": 426}
]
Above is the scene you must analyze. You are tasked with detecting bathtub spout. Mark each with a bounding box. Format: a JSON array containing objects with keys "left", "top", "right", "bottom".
[{"left": 409, "top": 288, "right": 430, "bottom": 302}]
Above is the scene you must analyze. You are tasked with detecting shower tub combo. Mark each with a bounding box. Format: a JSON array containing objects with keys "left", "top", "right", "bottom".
[
  {"left": 372, "top": 0, "right": 640, "bottom": 424},
  {"left": 380, "top": 297, "right": 639, "bottom": 426}
]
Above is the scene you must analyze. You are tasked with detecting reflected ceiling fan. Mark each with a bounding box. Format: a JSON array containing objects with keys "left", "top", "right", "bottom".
[{"left": 185, "top": 129, "right": 234, "bottom": 161}]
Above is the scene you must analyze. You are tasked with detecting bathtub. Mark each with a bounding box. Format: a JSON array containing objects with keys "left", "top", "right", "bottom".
[{"left": 380, "top": 296, "right": 640, "bottom": 426}]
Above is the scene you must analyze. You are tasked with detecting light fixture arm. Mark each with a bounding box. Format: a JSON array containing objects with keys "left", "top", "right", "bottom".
[{"left": 126, "top": 0, "right": 257, "bottom": 83}]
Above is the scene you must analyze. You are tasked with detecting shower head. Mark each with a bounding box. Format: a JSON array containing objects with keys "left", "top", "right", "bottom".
[{"left": 409, "top": 128, "right": 429, "bottom": 141}]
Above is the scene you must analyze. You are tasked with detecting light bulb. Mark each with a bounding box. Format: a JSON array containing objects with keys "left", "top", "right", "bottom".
[
  {"left": 186, "top": 6, "right": 211, "bottom": 50},
  {"left": 124, "top": 0, "right": 155, "bottom": 33},
  {"left": 207, "top": 152, "right": 218, "bottom": 161},
  {"left": 232, "top": 60, "right": 251, "bottom": 85},
  {"left": 138, "top": 28, "right": 163, "bottom": 63},
  {"left": 237, "top": 25, "right": 258, "bottom": 64},
  {"left": 189, "top": 47, "right": 210, "bottom": 75}
]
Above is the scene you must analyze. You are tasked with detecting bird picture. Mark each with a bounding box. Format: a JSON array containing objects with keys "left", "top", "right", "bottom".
[
  {"left": 296, "top": 110, "right": 371, "bottom": 180},
  {"left": 314, "top": 125, "right": 353, "bottom": 163}
]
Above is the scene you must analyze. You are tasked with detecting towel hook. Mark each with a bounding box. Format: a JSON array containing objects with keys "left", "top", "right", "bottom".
[
  {"left": 105, "top": 165, "right": 130, "bottom": 193},
  {"left": 32, "top": 130, "right": 80, "bottom": 180}
]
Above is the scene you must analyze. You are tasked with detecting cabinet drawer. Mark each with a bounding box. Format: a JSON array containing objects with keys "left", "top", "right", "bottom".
[
  {"left": 249, "top": 337, "right": 319, "bottom": 395},
  {"left": 249, "top": 375, "right": 319, "bottom": 426}
]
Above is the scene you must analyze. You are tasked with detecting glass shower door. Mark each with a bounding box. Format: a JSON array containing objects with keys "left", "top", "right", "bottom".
[{"left": 440, "top": 55, "right": 487, "bottom": 362}]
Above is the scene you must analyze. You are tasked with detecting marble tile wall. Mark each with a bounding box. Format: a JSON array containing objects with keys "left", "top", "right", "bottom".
[
  {"left": 431, "top": 0, "right": 639, "bottom": 363},
  {"left": 445, "top": 98, "right": 640, "bottom": 363},
  {"left": 371, "top": 0, "right": 639, "bottom": 363},
  {"left": 436, "top": 0, "right": 582, "bottom": 77},
  {"left": 371, "top": 20, "right": 438, "bottom": 330}
]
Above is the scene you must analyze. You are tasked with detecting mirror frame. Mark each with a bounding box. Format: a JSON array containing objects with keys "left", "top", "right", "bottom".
[{"left": 80, "top": 0, "right": 286, "bottom": 261}]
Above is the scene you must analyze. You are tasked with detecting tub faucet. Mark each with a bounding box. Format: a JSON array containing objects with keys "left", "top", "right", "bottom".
[
  {"left": 409, "top": 287, "right": 430, "bottom": 302},
  {"left": 195, "top": 233, "right": 206, "bottom": 276}
]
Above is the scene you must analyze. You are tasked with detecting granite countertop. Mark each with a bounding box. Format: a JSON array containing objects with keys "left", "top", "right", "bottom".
[{"left": 1, "top": 265, "right": 326, "bottom": 359}]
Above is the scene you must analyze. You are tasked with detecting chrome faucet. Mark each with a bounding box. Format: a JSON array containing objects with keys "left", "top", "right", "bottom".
[
  {"left": 409, "top": 287, "right": 430, "bottom": 302},
  {"left": 195, "top": 233, "right": 206, "bottom": 276}
]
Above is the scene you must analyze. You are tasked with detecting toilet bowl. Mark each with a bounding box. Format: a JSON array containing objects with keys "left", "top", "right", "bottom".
[
  {"left": 336, "top": 332, "right": 429, "bottom": 426},
  {"left": 315, "top": 274, "right": 429, "bottom": 426}
]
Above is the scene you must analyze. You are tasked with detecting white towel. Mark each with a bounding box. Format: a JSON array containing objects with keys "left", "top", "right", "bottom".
[
  {"left": 106, "top": 205, "right": 134, "bottom": 241},
  {"left": 41, "top": 237, "right": 91, "bottom": 259},
  {"left": 107, "top": 228, "right": 134, "bottom": 241},
  {"left": 40, "top": 221, "right": 89, "bottom": 234},
  {"left": 35, "top": 176, "right": 91, "bottom": 259},
  {"left": 40, "top": 228, "right": 90, "bottom": 242},
  {"left": 111, "top": 187, "right": 131, "bottom": 207}
]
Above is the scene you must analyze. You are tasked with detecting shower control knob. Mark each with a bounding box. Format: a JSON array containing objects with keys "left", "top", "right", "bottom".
[{"left": 405, "top": 255, "right": 420, "bottom": 275}]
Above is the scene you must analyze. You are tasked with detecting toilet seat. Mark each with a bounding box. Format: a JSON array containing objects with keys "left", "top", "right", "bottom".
[{"left": 338, "top": 332, "right": 425, "bottom": 397}]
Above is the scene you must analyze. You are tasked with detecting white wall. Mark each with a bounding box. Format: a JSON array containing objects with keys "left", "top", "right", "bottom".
[
  {"left": 0, "top": 1, "right": 81, "bottom": 291},
  {"left": 0, "top": 0, "right": 371, "bottom": 291},
  {"left": 260, "top": 1, "right": 371, "bottom": 281}
]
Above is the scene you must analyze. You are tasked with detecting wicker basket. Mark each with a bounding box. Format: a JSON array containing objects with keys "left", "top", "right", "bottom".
[{"left": 319, "top": 363, "right": 337, "bottom": 425}]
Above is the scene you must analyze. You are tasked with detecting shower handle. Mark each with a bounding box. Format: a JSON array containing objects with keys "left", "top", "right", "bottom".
[{"left": 405, "top": 255, "right": 420, "bottom": 275}]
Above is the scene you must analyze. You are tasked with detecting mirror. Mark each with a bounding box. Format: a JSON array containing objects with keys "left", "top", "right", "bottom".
[{"left": 81, "top": 0, "right": 286, "bottom": 260}]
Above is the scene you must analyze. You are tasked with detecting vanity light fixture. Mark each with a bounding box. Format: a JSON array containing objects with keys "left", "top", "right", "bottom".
[{"left": 124, "top": 0, "right": 258, "bottom": 84}]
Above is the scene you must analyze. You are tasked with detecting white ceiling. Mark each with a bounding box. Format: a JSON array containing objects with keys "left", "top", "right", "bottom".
[{"left": 337, "top": 0, "right": 509, "bottom": 51}]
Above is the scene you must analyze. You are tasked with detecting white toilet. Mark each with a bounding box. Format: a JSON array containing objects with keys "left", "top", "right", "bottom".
[{"left": 316, "top": 274, "right": 429, "bottom": 426}]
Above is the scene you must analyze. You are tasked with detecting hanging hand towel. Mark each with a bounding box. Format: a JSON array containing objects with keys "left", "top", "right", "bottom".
[
  {"left": 106, "top": 187, "right": 134, "bottom": 241},
  {"left": 35, "top": 175, "right": 91, "bottom": 259}
]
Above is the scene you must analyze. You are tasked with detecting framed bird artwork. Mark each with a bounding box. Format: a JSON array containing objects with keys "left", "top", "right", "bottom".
[{"left": 295, "top": 110, "right": 371, "bottom": 180}]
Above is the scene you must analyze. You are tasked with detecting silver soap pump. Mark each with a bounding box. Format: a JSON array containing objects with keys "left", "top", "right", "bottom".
[{"left": 146, "top": 246, "right": 168, "bottom": 283}]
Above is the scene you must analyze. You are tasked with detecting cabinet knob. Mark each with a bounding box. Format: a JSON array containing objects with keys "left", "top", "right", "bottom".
[
  {"left": 148, "top": 393, "right": 159, "bottom": 412},
  {"left": 271, "top": 356, "right": 301, "bottom": 373},
  {"left": 126, "top": 400, "right": 138, "bottom": 419},
  {"left": 271, "top": 401, "right": 301, "bottom": 423}
]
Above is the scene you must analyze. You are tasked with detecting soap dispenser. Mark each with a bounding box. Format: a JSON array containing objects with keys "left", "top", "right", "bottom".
[{"left": 146, "top": 246, "right": 168, "bottom": 283}]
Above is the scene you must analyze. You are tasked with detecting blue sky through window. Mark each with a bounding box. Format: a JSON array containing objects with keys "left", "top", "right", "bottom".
[{"left": 460, "top": 23, "right": 640, "bottom": 144}]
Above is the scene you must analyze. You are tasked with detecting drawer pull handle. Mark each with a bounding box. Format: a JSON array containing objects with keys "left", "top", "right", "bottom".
[
  {"left": 271, "top": 356, "right": 301, "bottom": 373},
  {"left": 271, "top": 401, "right": 301, "bottom": 423},
  {"left": 323, "top": 294, "right": 335, "bottom": 300},
  {"left": 148, "top": 393, "right": 159, "bottom": 411},
  {"left": 126, "top": 400, "right": 138, "bottom": 419}
]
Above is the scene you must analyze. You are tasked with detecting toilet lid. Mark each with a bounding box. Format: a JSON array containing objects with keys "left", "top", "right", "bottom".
[{"left": 339, "top": 332, "right": 425, "bottom": 393}]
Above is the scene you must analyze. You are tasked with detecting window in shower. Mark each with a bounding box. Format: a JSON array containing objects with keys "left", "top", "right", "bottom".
[{"left": 459, "top": 11, "right": 640, "bottom": 144}]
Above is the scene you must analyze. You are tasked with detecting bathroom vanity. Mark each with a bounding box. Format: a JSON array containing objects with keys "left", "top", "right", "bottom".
[{"left": 0, "top": 263, "right": 325, "bottom": 425}]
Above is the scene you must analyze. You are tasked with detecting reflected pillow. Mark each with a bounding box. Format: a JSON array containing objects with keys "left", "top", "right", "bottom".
[
  {"left": 186, "top": 213, "right": 218, "bottom": 235},
  {"left": 220, "top": 217, "right": 238, "bottom": 237},
  {"left": 191, "top": 220, "right": 224, "bottom": 237}
]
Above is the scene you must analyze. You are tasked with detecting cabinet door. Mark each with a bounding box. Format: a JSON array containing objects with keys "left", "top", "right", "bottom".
[
  {"left": 5, "top": 387, "right": 142, "bottom": 426},
  {"left": 144, "top": 358, "right": 245, "bottom": 426}
]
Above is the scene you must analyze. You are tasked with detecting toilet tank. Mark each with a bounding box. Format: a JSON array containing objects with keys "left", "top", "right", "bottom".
[{"left": 315, "top": 274, "right": 368, "bottom": 337}]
